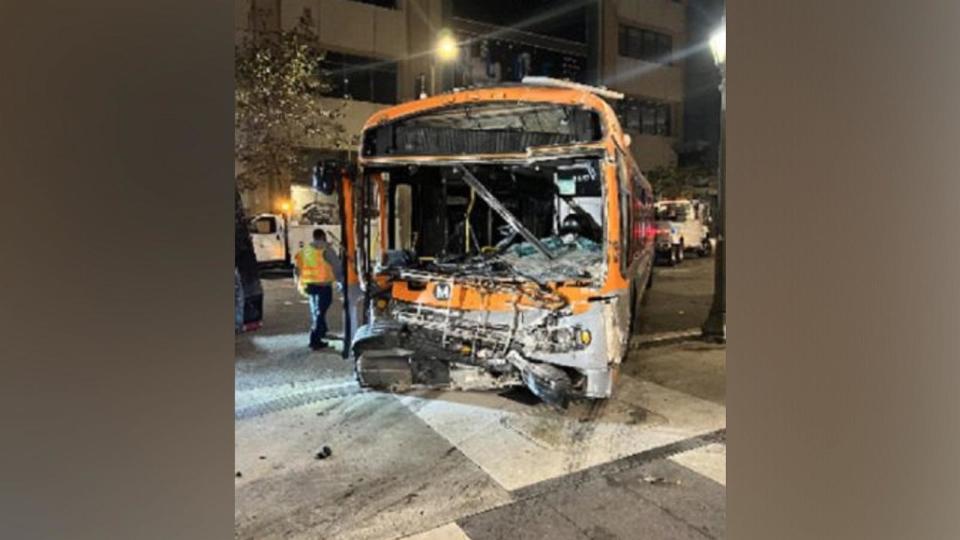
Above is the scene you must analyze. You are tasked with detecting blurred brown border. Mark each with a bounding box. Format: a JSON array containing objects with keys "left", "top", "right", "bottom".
[
  {"left": 2, "top": 1, "right": 960, "bottom": 538},
  {"left": 729, "top": 1, "right": 960, "bottom": 538},
  {"left": 0, "top": 1, "right": 235, "bottom": 538}
]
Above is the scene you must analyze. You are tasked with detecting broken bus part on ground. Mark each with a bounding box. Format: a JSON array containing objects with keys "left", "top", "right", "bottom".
[{"left": 341, "top": 80, "right": 656, "bottom": 407}]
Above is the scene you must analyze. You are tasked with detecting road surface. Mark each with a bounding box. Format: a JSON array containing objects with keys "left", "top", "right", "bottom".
[{"left": 235, "top": 256, "right": 725, "bottom": 539}]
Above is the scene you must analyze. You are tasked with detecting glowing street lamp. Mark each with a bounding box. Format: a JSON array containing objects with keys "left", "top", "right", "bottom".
[
  {"left": 709, "top": 23, "right": 726, "bottom": 67},
  {"left": 435, "top": 29, "right": 459, "bottom": 62},
  {"left": 430, "top": 29, "right": 459, "bottom": 96},
  {"left": 703, "top": 16, "right": 726, "bottom": 342}
]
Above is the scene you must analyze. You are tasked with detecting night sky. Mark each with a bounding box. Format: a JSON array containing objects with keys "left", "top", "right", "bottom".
[
  {"left": 682, "top": 0, "right": 724, "bottom": 163},
  {"left": 453, "top": 0, "right": 590, "bottom": 43}
]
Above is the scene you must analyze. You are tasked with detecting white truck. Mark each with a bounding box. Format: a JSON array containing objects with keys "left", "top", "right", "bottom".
[
  {"left": 248, "top": 214, "right": 342, "bottom": 266},
  {"left": 654, "top": 199, "right": 712, "bottom": 265},
  {"left": 248, "top": 184, "right": 342, "bottom": 266}
]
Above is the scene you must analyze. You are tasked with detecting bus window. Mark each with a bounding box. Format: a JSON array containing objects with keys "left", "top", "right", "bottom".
[
  {"left": 618, "top": 153, "right": 632, "bottom": 277},
  {"left": 393, "top": 183, "right": 413, "bottom": 250}
]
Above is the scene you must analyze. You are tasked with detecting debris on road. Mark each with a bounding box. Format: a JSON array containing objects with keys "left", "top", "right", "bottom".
[
  {"left": 315, "top": 446, "right": 332, "bottom": 460},
  {"left": 641, "top": 475, "right": 681, "bottom": 486},
  {"left": 236, "top": 471, "right": 243, "bottom": 478}
]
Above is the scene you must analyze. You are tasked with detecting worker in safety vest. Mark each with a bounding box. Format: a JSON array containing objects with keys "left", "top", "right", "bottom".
[{"left": 293, "top": 229, "right": 344, "bottom": 350}]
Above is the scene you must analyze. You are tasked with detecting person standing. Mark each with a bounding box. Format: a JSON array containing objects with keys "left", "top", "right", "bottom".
[
  {"left": 234, "top": 267, "right": 244, "bottom": 334},
  {"left": 294, "top": 229, "right": 343, "bottom": 350}
]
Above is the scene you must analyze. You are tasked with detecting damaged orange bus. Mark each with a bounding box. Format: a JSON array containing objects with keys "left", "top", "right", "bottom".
[{"left": 349, "top": 78, "right": 655, "bottom": 406}]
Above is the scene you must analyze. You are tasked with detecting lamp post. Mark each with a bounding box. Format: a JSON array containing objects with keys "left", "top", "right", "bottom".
[
  {"left": 702, "top": 18, "right": 726, "bottom": 342},
  {"left": 431, "top": 29, "right": 459, "bottom": 95}
]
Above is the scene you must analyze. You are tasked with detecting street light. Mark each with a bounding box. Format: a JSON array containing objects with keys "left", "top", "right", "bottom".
[
  {"left": 430, "top": 29, "right": 459, "bottom": 95},
  {"left": 702, "top": 17, "right": 726, "bottom": 342},
  {"left": 709, "top": 24, "right": 726, "bottom": 66},
  {"left": 435, "top": 29, "right": 459, "bottom": 62}
]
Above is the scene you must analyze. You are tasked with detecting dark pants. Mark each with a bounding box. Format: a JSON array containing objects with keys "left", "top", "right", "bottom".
[{"left": 306, "top": 283, "right": 333, "bottom": 349}]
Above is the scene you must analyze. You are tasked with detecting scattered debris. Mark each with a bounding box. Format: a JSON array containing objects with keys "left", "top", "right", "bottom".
[
  {"left": 627, "top": 408, "right": 648, "bottom": 425},
  {"left": 259, "top": 455, "right": 266, "bottom": 460},
  {"left": 236, "top": 471, "right": 243, "bottom": 478},
  {"left": 641, "top": 475, "right": 681, "bottom": 486},
  {"left": 315, "top": 446, "right": 332, "bottom": 460}
]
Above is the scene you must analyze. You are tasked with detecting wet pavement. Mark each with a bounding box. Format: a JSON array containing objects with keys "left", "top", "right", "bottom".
[{"left": 235, "top": 255, "right": 725, "bottom": 539}]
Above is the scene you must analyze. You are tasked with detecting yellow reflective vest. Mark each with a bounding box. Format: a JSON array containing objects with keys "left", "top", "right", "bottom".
[{"left": 295, "top": 244, "right": 334, "bottom": 285}]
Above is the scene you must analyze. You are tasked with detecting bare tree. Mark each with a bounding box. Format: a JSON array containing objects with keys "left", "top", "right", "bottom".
[{"left": 235, "top": 13, "right": 348, "bottom": 206}]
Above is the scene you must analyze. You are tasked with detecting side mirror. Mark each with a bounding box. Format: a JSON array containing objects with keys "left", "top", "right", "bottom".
[{"left": 313, "top": 160, "right": 341, "bottom": 195}]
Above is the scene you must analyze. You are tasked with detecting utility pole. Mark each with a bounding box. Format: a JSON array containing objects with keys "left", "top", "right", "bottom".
[{"left": 702, "top": 17, "right": 726, "bottom": 342}]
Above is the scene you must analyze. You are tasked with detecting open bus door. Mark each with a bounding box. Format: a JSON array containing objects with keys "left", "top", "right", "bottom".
[{"left": 318, "top": 160, "right": 360, "bottom": 358}]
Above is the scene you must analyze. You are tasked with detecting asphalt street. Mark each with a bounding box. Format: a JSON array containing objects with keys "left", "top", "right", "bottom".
[{"left": 235, "top": 255, "right": 725, "bottom": 539}]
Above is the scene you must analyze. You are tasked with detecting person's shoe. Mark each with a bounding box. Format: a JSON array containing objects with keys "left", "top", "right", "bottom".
[{"left": 310, "top": 341, "right": 329, "bottom": 351}]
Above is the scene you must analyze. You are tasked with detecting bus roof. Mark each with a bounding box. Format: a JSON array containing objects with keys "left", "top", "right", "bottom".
[{"left": 360, "top": 83, "right": 621, "bottom": 134}]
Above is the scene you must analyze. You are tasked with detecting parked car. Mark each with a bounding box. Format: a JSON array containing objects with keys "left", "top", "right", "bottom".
[
  {"left": 236, "top": 190, "right": 263, "bottom": 332},
  {"left": 654, "top": 199, "right": 711, "bottom": 265}
]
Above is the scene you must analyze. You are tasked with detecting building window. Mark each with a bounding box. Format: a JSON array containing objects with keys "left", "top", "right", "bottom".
[
  {"left": 616, "top": 100, "right": 672, "bottom": 137},
  {"left": 655, "top": 105, "right": 671, "bottom": 136},
  {"left": 319, "top": 52, "right": 397, "bottom": 104},
  {"left": 350, "top": 0, "right": 397, "bottom": 8},
  {"left": 625, "top": 106, "right": 641, "bottom": 131},
  {"left": 618, "top": 25, "right": 673, "bottom": 63}
]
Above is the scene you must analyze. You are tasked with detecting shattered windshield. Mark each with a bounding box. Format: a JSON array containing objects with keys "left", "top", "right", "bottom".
[
  {"left": 496, "top": 234, "right": 603, "bottom": 282},
  {"left": 370, "top": 157, "right": 606, "bottom": 285}
]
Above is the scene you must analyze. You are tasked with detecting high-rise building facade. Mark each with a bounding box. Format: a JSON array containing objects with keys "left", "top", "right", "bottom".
[{"left": 237, "top": 0, "right": 687, "bottom": 211}]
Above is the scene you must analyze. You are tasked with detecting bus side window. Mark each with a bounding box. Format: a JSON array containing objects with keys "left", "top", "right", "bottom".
[
  {"left": 617, "top": 152, "right": 631, "bottom": 277},
  {"left": 632, "top": 171, "right": 650, "bottom": 252}
]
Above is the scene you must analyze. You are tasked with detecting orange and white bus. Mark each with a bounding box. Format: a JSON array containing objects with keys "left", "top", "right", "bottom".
[{"left": 348, "top": 78, "right": 655, "bottom": 406}]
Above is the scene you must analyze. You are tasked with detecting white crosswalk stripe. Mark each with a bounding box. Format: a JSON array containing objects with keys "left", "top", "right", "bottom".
[{"left": 400, "top": 523, "right": 473, "bottom": 540}]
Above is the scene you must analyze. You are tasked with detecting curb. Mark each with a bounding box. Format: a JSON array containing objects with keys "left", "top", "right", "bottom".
[{"left": 631, "top": 328, "right": 705, "bottom": 350}]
